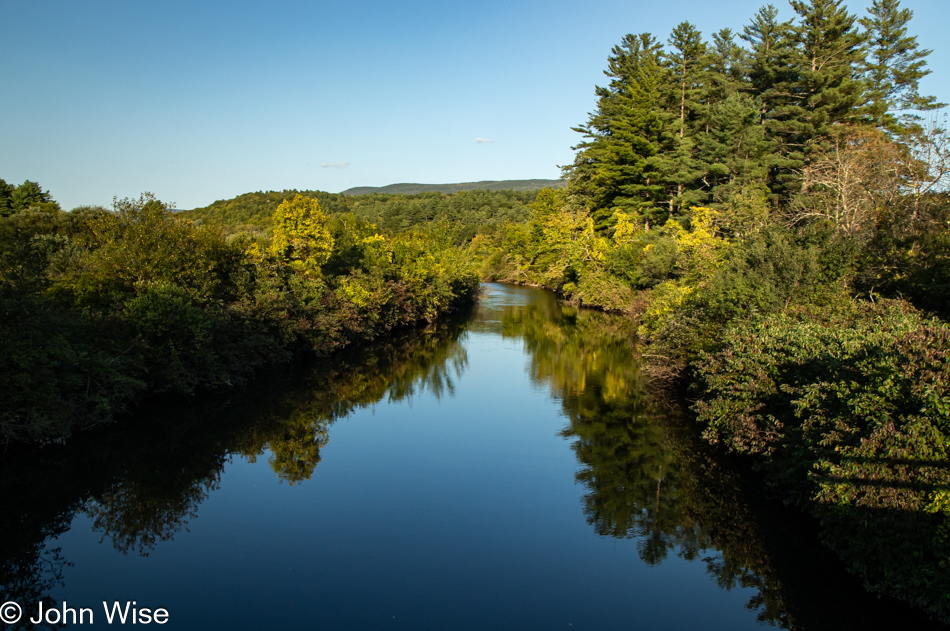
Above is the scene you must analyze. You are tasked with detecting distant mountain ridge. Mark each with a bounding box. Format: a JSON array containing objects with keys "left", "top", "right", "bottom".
[{"left": 341, "top": 179, "right": 564, "bottom": 196}]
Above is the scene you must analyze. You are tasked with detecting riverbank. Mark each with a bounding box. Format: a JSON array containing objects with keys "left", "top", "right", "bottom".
[
  {"left": 4, "top": 283, "right": 945, "bottom": 630},
  {"left": 467, "top": 183, "right": 950, "bottom": 620},
  {"left": 0, "top": 194, "right": 478, "bottom": 446}
]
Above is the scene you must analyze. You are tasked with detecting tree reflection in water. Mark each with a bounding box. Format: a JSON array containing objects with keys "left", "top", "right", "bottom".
[
  {"left": 485, "top": 290, "right": 794, "bottom": 628},
  {"left": 255, "top": 315, "right": 469, "bottom": 486},
  {"left": 3, "top": 287, "right": 941, "bottom": 630},
  {"left": 80, "top": 314, "right": 471, "bottom": 555},
  {"left": 0, "top": 314, "right": 471, "bottom": 620}
]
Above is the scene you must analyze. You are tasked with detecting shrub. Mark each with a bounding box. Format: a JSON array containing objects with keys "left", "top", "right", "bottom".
[{"left": 693, "top": 299, "right": 950, "bottom": 619}]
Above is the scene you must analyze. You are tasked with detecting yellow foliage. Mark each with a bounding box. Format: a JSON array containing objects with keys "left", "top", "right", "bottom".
[
  {"left": 927, "top": 490, "right": 950, "bottom": 517},
  {"left": 638, "top": 280, "right": 694, "bottom": 339},
  {"left": 665, "top": 207, "right": 728, "bottom": 280},
  {"left": 338, "top": 276, "right": 373, "bottom": 309},
  {"left": 269, "top": 195, "right": 334, "bottom": 274},
  {"left": 245, "top": 241, "right": 265, "bottom": 263},
  {"left": 582, "top": 216, "right": 610, "bottom": 262},
  {"left": 360, "top": 234, "right": 386, "bottom": 247},
  {"left": 611, "top": 210, "right": 641, "bottom": 245}
]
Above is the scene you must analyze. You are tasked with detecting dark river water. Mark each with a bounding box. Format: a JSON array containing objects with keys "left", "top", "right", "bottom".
[{"left": 0, "top": 283, "right": 943, "bottom": 630}]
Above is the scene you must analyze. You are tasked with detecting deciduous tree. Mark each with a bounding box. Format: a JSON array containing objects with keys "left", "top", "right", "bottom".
[{"left": 269, "top": 194, "right": 335, "bottom": 274}]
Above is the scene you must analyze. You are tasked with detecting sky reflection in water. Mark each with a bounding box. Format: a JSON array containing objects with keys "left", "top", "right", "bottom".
[{"left": 6, "top": 283, "right": 937, "bottom": 630}]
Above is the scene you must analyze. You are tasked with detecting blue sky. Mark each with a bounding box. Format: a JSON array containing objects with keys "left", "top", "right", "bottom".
[{"left": 2, "top": 0, "right": 948, "bottom": 210}]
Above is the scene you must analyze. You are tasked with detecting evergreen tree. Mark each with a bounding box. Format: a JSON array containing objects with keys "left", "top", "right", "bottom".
[
  {"left": 788, "top": 0, "right": 867, "bottom": 142},
  {"left": 696, "top": 92, "right": 773, "bottom": 208},
  {"left": 565, "top": 33, "right": 672, "bottom": 229},
  {"left": 693, "top": 29, "right": 774, "bottom": 217},
  {"left": 860, "top": 0, "right": 944, "bottom": 132},
  {"left": 666, "top": 22, "right": 708, "bottom": 140},
  {"left": 741, "top": 4, "right": 803, "bottom": 199},
  {"left": 741, "top": 5, "right": 797, "bottom": 123},
  {"left": 10, "top": 180, "right": 56, "bottom": 214},
  {"left": 0, "top": 179, "right": 14, "bottom": 217},
  {"left": 652, "top": 22, "right": 711, "bottom": 214},
  {"left": 707, "top": 28, "right": 746, "bottom": 108}
]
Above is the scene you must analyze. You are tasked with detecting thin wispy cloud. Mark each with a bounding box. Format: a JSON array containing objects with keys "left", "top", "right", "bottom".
[
  {"left": 321, "top": 162, "right": 350, "bottom": 168},
  {"left": 474, "top": 138, "right": 494, "bottom": 144}
]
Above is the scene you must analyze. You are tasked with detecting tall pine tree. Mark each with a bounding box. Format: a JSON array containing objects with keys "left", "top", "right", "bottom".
[
  {"left": 787, "top": 0, "right": 867, "bottom": 143},
  {"left": 741, "top": 4, "right": 803, "bottom": 200},
  {"left": 707, "top": 28, "right": 746, "bottom": 108},
  {"left": 652, "top": 22, "right": 711, "bottom": 214},
  {"left": 565, "top": 33, "right": 673, "bottom": 229},
  {"left": 666, "top": 22, "right": 708, "bottom": 140},
  {"left": 860, "top": 0, "right": 944, "bottom": 132}
]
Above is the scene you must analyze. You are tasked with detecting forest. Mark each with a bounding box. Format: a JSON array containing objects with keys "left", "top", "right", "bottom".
[
  {"left": 181, "top": 188, "right": 537, "bottom": 242},
  {"left": 474, "top": 0, "right": 950, "bottom": 620},
  {"left": 3, "top": 0, "right": 950, "bottom": 621},
  {"left": 0, "top": 183, "right": 479, "bottom": 446}
]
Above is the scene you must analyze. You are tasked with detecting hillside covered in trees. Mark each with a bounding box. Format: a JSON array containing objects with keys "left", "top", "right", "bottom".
[
  {"left": 181, "top": 188, "right": 539, "bottom": 241},
  {"left": 340, "top": 179, "right": 564, "bottom": 195},
  {"left": 0, "top": 189, "right": 478, "bottom": 446}
]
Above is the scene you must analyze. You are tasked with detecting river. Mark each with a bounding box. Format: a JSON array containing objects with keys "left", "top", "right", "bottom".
[{"left": 0, "top": 283, "right": 942, "bottom": 630}]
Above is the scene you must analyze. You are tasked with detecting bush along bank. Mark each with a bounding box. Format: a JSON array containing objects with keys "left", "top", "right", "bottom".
[
  {"left": 468, "top": 186, "right": 950, "bottom": 618},
  {"left": 463, "top": 0, "right": 950, "bottom": 617},
  {"left": 0, "top": 193, "right": 478, "bottom": 446},
  {"left": 692, "top": 300, "right": 950, "bottom": 620}
]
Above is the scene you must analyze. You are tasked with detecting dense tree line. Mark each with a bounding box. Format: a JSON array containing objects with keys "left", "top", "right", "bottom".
[
  {"left": 0, "top": 191, "right": 477, "bottom": 446},
  {"left": 181, "top": 190, "right": 351, "bottom": 236},
  {"left": 0, "top": 179, "right": 61, "bottom": 216},
  {"left": 181, "top": 188, "right": 536, "bottom": 241},
  {"left": 470, "top": 0, "right": 950, "bottom": 620},
  {"left": 563, "top": 0, "right": 943, "bottom": 229}
]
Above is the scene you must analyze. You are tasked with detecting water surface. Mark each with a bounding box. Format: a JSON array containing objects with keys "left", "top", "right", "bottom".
[{"left": 1, "top": 283, "right": 942, "bottom": 630}]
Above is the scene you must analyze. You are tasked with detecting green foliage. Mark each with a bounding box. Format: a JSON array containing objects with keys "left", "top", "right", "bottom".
[
  {"left": 861, "top": 0, "right": 945, "bottom": 131},
  {"left": 180, "top": 188, "right": 537, "bottom": 240},
  {"left": 268, "top": 194, "right": 334, "bottom": 275},
  {"left": 786, "top": 0, "right": 867, "bottom": 141},
  {"left": 58, "top": 194, "right": 239, "bottom": 308},
  {"left": 0, "top": 179, "right": 61, "bottom": 217},
  {"left": 568, "top": 266, "right": 636, "bottom": 313},
  {"left": 0, "top": 290, "right": 145, "bottom": 445},
  {"left": 866, "top": 208, "right": 950, "bottom": 317},
  {"left": 0, "top": 179, "right": 13, "bottom": 216},
  {"left": 693, "top": 300, "right": 950, "bottom": 619},
  {"left": 565, "top": 33, "right": 671, "bottom": 228},
  {"left": 180, "top": 189, "right": 349, "bottom": 236},
  {"left": 344, "top": 188, "right": 535, "bottom": 238},
  {"left": 0, "top": 182, "right": 478, "bottom": 445}
]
